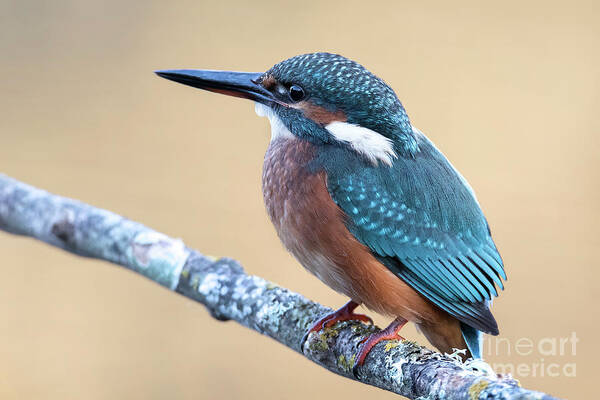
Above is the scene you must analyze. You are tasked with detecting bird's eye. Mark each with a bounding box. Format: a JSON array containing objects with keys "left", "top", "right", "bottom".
[{"left": 288, "top": 85, "right": 305, "bottom": 102}]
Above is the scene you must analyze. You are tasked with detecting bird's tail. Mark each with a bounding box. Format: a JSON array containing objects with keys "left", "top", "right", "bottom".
[{"left": 460, "top": 322, "right": 483, "bottom": 359}]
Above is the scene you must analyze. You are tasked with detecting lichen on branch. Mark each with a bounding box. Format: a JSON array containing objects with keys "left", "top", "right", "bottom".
[{"left": 0, "top": 174, "right": 559, "bottom": 400}]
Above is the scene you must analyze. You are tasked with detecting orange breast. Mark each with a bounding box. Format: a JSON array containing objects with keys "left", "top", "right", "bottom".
[{"left": 262, "top": 137, "right": 447, "bottom": 325}]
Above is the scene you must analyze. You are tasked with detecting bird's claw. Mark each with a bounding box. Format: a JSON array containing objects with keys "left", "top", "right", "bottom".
[
  {"left": 351, "top": 317, "right": 408, "bottom": 378},
  {"left": 352, "top": 363, "right": 361, "bottom": 379},
  {"left": 300, "top": 301, "right": 373, "bottom": 351}
]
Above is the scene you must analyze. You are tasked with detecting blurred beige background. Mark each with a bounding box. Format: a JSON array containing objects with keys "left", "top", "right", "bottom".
[{"left": 1, "top": 0, "right": 598, "bottom": 399}]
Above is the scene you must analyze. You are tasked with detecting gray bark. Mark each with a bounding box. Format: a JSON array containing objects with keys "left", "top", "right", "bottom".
[{"left": 0, "top": 174, "right": 559, "bottom": 400}]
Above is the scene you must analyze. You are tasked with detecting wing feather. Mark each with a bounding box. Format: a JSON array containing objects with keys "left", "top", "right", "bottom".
[{"left": 323, "top": 129, "right": 506, "bottom": 334}]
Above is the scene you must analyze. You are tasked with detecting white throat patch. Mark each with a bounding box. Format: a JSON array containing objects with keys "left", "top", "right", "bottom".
[
  {"left": 325, "top": 121, "right": 396, "bottom": 166},
  {"left": 255, "top": 103, "right": 294, "bottom": 141},
  {"left": 254, "top": 103, "right": 396, "bottom": 166}
]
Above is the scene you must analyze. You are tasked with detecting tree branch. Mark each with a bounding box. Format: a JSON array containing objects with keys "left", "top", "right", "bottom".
[{"left": 0, "top": 174, "right": 558, "bottom": 400}]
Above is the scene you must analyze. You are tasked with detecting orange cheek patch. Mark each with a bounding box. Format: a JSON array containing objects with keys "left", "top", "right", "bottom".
[
  {"left": 260, "top": 75, "right": 277, "bottom": 90},
  {"left": 295, "top": 101, "right": 347, "bottom": 125}
]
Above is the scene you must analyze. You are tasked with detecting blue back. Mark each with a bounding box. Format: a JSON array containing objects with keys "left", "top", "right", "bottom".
[{"left": 313, "top": 129, "right": 506, "bottom": 335}]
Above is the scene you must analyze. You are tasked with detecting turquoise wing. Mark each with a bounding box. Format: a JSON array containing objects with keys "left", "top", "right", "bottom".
[{"left": 324, "top": 135, "right": 506, "bottom": 334}]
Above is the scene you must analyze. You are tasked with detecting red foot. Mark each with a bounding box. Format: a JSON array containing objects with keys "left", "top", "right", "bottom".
[
  {"left": 353, "top": 317, "right": 407, "bottom": 371},
  {"left": 307, "top": 300, "right": 373, "bottom": 335}
]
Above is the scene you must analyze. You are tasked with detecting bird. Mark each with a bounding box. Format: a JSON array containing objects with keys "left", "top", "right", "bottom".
[{"left": 155, "top": 52, "right": 506, "bottom": 372}]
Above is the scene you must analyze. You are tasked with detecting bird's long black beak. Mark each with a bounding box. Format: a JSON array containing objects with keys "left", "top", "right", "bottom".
[{"left": 155, "top": 69, "right": 276, "bottom": 105}]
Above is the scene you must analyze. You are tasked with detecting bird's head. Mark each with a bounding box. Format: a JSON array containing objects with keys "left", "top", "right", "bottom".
[{"left": 156, "top": 52, "right": 418, "bottom": 165}]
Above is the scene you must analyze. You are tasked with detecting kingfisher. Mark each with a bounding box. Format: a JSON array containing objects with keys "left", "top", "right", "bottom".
[{"left": 156, "top": 52, "right": 506, "bottom": 370}]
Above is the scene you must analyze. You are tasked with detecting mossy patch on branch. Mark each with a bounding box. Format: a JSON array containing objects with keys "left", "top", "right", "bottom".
[
  {"left": 468, "top": 380, "right": 489, "bottom": 400},
  {"left": 308, "top": 326, "right": 341, "bottom": 352},
  {"left": 337, "top": 354, "right": 356, "bottom": 373}
]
